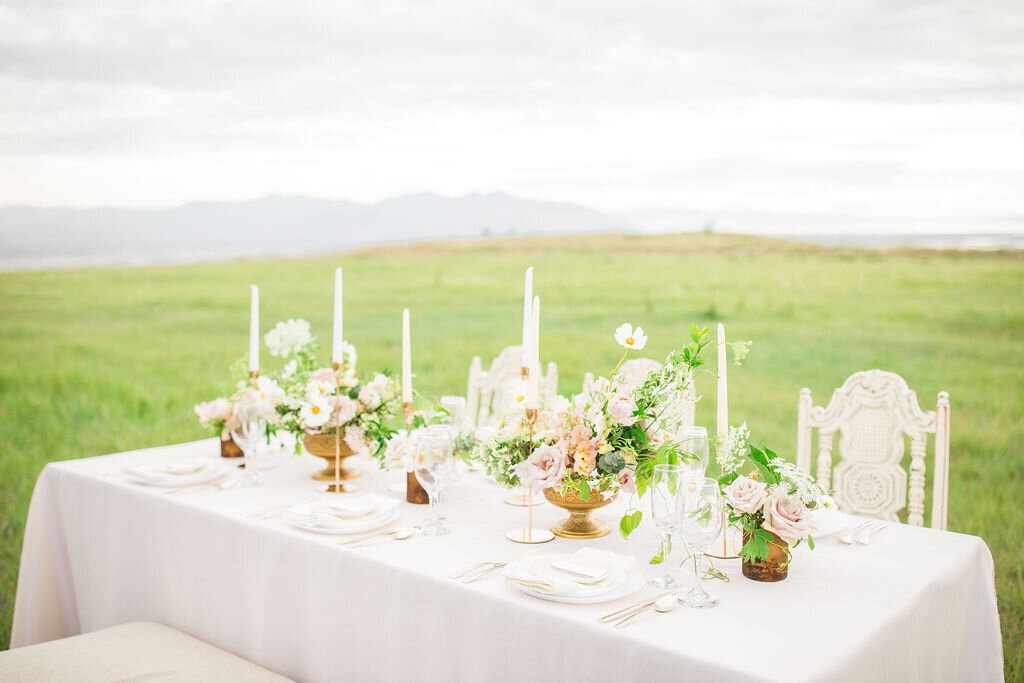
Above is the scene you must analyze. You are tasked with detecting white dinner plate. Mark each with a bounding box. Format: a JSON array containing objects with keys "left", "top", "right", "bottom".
[
  {"left": 284, "top": 499, "right": 400, "bottom": 535},
  {"left": 812, "top": 508, "right": 850, "bottom": 539},
  {"left": 511, "top": 569, "right": 646, "bottom": 605},
  {"left": 122, "top": 460, "right": 227, "bottom": 488}
]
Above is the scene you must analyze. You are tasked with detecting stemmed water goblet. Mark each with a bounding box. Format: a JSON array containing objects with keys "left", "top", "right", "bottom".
[
  {"left": 677, "top": 476, "right": 724, "bottom": 608},
  {"left": 675, "top": 426, "right": 709, "bottom": 477},
  {"left": 231, "top": 403, "right": 267, "bottom": 487},
  {"left": 414, "top": 430, "right": 455, "bottom": 536},
  {"left": 649, "top": 464, "right": 686, "bottom": 589}
]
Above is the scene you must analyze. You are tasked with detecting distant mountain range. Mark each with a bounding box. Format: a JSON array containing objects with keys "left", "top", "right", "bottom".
[
  {"left": 0, "top": 192, "right": 631, "bottom": 270},
  {"left": 0, "top": 192, "right": 1020, "bottom": 270}
]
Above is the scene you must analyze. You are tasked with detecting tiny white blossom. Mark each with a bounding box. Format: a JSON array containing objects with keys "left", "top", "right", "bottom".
[{"left": 264, "top": 319, "right": 313, "bottom": 358}]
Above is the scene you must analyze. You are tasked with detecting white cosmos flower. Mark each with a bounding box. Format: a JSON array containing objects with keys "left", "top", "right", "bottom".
[
  {"left": 614, "top": 323, "right": 647, "bottom": 350},
  {"left": 300, "top": 397, "right": 331, "bottom": 429}
]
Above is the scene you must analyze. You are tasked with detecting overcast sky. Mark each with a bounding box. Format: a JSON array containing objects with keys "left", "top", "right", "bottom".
[{"left": 1, "top": 0, "right": 1022, "bottom": 232}]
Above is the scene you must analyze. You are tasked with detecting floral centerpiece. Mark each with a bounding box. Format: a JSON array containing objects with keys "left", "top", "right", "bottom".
[
  {"left": 194, "top": 359, "right": 286, "bottom": 457},
  {"left": 257, "top": 320, "right": 399, "bottom": 479},
  {"left": 474, "top": 323, "right": 710, "bottom": 538},
  {"left": 719, "top": 444, "right": 833, "bottom": 582}
]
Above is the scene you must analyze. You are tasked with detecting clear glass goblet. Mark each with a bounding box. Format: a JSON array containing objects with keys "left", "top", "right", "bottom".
[
  {"left": 649, "top": 464, "right": 685, "bottom": 589},
  {"left": 677, "top": 476, "right": 724, "bottom": 608},
  {"left": 231, "top": 403, "right": 266, "bottom": 487},
  {"left": 675, "top": 426, "right": 709, "bottom": 478},
  {"left": 414, "top": 430, "right": 454, "bottom": 536}
]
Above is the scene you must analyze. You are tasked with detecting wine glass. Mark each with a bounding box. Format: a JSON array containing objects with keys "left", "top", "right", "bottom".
[
  {"left": 676, "top": 476, "right": 724, "bottom": 608},
  {"left": 675, "top": 426, "right": 709, "bottom": 477},
  {"left": 414, "top": 430, "right": 454, "bottom": 536},
  {"left": 231, "top": 403, "right": 267, "bottom": 487},
  {"left": 649, "top": 464, "right": 685, "bottom": 588}
]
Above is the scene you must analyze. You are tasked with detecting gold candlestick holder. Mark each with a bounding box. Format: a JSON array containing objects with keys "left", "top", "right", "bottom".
[
  {"left": 248, "top": 370, "right": 259, "bottom": 388},
  {"left": 504, "top": 366, "right": 545, "bottom": 507},
  {"left": 505, "top": 408, "right": 554, "bottom": 544},
  {"left": 320, "top": 362, "right": 356, "bottom": 493}
]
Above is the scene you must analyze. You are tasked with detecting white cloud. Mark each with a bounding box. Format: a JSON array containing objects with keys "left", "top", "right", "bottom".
[{"left": 0, "top": 0, "right": 1022, "bottom": 232}]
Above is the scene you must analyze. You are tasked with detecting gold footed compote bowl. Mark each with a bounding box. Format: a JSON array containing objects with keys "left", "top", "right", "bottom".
[
  {"left": 543, "top": 487, "right": 616, "bottom": 539},
  {"left": 302, "top": 433, "right": 360, "bottom": 483}
]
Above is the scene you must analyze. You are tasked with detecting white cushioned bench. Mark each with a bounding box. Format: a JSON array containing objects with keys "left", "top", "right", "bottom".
[{"left": 0, "top": 622, "right": 293, "bottom": 682}]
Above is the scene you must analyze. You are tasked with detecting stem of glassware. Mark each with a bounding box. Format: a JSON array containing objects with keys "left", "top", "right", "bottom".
[
  {"left": 692, "top": 552, "right": 706, "bottom": 596},
  {"left": 429, "top": 488, "right": 439, "bottom": 524}
]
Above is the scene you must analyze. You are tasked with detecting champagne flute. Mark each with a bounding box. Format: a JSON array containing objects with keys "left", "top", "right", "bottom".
[
  {"left": 231, "top": 403, "right": 266, "bottom": 487},
  {"left": 649, "top": 464, "right": 685, "bottom": 588},
  {"left": 414, "top": 430, "right": 454, "bottom": 536},
  {"left": 677, "top": 476, "right": 724, "bottom": 608}
]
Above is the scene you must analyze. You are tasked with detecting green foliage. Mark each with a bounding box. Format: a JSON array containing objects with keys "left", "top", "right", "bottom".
[
  {"left": 597, "top": 449, "right": 625, "bottom": 474},
  {"left": 0, "top": 233, "right": 1020, "bottom": 676}
]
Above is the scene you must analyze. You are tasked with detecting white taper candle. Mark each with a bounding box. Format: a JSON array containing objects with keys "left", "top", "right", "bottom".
[
  {"left": 526, "top": 295, "right": 540, "bottom": 410},
  {"left": 717, "top": 322, "right": 728, "bottom": 446},
  {"left": 248, "top": 285, "right": 259, "bottom": 372},
  {"left": 332, "top": 267, "right": 344, "bottom": 364},
  {"left": 402, "top": 309, "right": 412, "bottom": 403},
  {"left": 521, "top": 267, "right": 533, "bottom": 368}
]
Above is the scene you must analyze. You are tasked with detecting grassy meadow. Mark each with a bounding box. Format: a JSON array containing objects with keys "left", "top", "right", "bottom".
[{"left": 0, "top": 233, "right": 1021, "bottom": 674}]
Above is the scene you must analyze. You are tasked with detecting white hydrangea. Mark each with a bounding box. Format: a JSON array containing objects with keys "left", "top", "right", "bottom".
[
  {"left": 731, "top": 340, "right": 752, "bottom": 366},
  {"left": 264, "top": 318, "right": 313, "bottom": 358}
]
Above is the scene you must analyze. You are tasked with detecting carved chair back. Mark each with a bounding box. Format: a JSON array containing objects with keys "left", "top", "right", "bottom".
[
  {"left": 466, "top": 345, "right": 559, "bottom": 428},
  {"left": 797, "top": 369, "right": 950, "bottom": 529}
]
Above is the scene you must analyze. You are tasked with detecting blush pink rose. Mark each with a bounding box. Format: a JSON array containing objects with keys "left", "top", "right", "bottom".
[
  {"left": 332, "top": 395, "right": 358, "bottom": 425},
  {"left": 309, "top": 367, "right": 337, "bottom": 383},
  {"left": 724, "top": 475, "right": 768, "bottom": 515},
  {"left": 761, "top": 492, "right": 813, "bottom": 545},
  {"left": 514, "top": 445, "right": 567, "bottom": 489},
  {"left": 607, "top": 394, "right": 638, "bottom": 426},
  {"left": 618, "top": 469, "right": 637, "bottom": 494}
]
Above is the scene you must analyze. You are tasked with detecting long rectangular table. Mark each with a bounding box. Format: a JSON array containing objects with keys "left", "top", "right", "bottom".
[{"left": 12, "top": 440, "right": 1004, "bottom": 682}]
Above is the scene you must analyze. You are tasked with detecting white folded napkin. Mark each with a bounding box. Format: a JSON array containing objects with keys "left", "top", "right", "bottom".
[{"left": 504, "top": 548, "right": 633, "bottom": 596}]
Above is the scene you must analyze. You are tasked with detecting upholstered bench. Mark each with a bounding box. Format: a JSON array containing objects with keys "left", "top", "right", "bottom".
[{"left": 0, "top": 622, "right": 293, "bottom": 682}]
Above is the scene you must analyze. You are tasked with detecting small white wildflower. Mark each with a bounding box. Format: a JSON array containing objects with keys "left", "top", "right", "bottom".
[
  {"left": 731, "top": 340, "right": 752, "bottom": 366},
  {"left": 264, "top": 319, "right": 313, "bottom": 358}
]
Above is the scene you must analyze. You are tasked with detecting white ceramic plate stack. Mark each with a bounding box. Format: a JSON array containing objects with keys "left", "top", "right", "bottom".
[
  {"left": 503, "top": 548, "right": 644, "bottom": 604},
  {"left": 284, "top": 495, "right": 401, "bottom": 535},
  {"left": 123, "top": 460, "right": 227, "bottom": 488}
]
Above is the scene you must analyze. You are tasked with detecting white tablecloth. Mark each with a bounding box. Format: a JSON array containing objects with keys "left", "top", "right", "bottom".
[{"left": 12, "top": 439, "right": 1004, "bottom": 682}]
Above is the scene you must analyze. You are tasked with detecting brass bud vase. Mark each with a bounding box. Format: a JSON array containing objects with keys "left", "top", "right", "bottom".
[
  {"left": 543, "top": 486, "right": 616, "bottom": 539},
  {"left": 406, "top": 472, "right": 429, "bottom": 504},
  {"left": 220, "top": 436, "right": 243, "bottom": 458},
  {"left": 302, "top": 432, "right": 360, "bottom": 482},
  {"left": 741, "top": 529, "right": 790, "bottom": 582}
]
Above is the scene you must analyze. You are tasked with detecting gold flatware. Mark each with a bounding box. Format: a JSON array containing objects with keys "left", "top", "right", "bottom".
[
  {"left": 837, "top": 520, "right": 875, "bottom": 545},
  {"left": 450, "top": 558, "right": 514, "bottom": 583},
  {"left": 614, "top": 593, "right": 678, "bottom": 628},
  {"left": 598, "top": 592, "right": 674, "bottom": 624},
  {"left": 164, "top": 479, "right": 237, "bottom": 495},
  {"left": 855, "top": 521, "right": 889, "bottom": 545}
]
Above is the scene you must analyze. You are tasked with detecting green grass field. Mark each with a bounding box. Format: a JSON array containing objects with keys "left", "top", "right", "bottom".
[{"left": 1, "top": 233, "right": 1021, "bottom": 674}]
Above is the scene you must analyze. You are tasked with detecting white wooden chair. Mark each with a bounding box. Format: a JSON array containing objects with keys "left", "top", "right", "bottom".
[
  {"left": 466, "top": 345, "right": 558, "bottom": 428},
  {"left": 797, "top": 369, "right": 951, "bottom": 529},
  {"left": 582, "top": 358, "right": 696, "bottom": 430}
]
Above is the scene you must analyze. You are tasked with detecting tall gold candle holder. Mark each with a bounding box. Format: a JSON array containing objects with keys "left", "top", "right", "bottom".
[
  {"left": 505, "top": 408, "right": 554, "bottom": 544},
  {"left": 320, "top": 362, "right": 356, "bottom": 493},
  {"left": 504, "top": 365, "right": 545, "bottom": 508}
]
